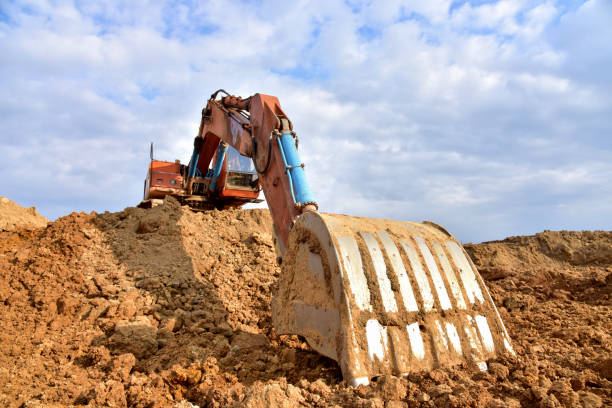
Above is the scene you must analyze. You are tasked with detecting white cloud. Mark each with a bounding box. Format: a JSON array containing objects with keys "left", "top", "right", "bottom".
[{"left": 0, "top": 0, "right": 610, "bottom": 242}]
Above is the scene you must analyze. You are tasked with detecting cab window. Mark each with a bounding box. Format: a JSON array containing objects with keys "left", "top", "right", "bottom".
[{"left": 226, "top": 146, "right": 255, "bottom": 173}]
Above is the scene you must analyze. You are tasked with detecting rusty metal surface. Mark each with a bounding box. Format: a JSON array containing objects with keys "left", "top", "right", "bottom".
[
  {"left": 272, "top": 212, "right": 514, "bottom": 386},
  {"left": 246, "top": 94, "right": 301, "bottom": 254},
  {"left": 222, "top": 94, "right": 250, "bottom": 111}
]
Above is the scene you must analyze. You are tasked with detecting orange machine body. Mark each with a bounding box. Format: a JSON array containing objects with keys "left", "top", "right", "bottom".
[{"left": 142, "top": 144, "right": 262, "bottom": 210}]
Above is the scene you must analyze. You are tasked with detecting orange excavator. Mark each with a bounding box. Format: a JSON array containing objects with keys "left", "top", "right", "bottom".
[
  {"left": 142, "top": 90, "right": 515, "bottom": 386},
  {"left": 141, "top": 105, "right": 263, "bottom": 211}
]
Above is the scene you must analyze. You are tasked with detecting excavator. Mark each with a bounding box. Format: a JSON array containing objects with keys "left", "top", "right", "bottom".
[{"left": 142, "top": 89, "right": 515, "bottom": 386}]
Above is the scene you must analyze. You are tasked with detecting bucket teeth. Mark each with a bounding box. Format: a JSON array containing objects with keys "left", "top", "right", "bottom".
[{"left": 272, "top": 212, "right": 514, "bottom": 386}]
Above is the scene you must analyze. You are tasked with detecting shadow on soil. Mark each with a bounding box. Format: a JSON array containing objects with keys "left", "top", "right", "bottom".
[{"left": 89, "top": 199, "right": 340, "bottom": 391}]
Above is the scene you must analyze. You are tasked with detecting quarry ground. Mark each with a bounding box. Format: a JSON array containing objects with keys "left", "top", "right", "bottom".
[{"left": 0, "top": 197, "right": 610, "bottom": 407}]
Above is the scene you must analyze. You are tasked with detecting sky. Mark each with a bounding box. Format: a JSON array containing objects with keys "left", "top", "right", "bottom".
[{"left": 0, "top": 0, "right": 610, "bottom": 243}]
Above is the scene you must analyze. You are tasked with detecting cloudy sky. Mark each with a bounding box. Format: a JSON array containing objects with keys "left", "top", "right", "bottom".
[{"left": 1, "top": 0, "right": 610, "bottom": 242}]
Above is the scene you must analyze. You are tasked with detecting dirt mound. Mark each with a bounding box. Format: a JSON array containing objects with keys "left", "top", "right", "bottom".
[
  {"left": 465, "top": 230, "right": 612, "bottom": 280},
  {"left": 0, "top": 198, "right": 610, "bottom": 407},
  {"left": 0, "top": 196, "right": 48, "bottom": 231}
]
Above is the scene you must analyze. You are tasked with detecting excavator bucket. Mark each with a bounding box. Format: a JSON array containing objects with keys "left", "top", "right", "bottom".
[{"left": 272, "top": 212, "right": 514, "bottom": 386}]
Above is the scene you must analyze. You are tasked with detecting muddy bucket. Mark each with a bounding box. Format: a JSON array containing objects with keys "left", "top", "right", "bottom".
[{"left": 272, "top": 212, "right": 514, "bottom": 386}]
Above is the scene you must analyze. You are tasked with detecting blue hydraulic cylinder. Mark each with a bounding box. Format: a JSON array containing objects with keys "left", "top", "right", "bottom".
[
  {"left": 278, "top": 131, "right": 316, "bottom": 205},
  {"left": 187, "top": 146, "right": 199, "bottom": 178},
  {"left": 209, "top": 143, "right": 228, "bottom": 191},
  {"left": 189, "top": 154, "right": 199, "bottom": 178}
]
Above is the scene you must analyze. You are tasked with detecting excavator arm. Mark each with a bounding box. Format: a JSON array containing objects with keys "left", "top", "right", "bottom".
[
  {"left": 194, "top": 90, "right": 515, "bottom": 386},
  {"left": 193, "top": 90, "right": 316, "bottom": 254}
]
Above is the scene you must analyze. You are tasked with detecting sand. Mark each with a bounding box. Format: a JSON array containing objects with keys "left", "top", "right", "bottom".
[{"left": 0, "top": 197, "right": 609, "bottom": 407}]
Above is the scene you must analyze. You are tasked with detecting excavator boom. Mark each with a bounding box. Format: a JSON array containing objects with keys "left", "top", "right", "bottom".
[{"left": 196, "top": 91, "right": 317, "bottom": 253}]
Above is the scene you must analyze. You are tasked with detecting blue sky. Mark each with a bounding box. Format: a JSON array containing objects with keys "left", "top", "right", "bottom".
[{"left": 0, "top": 0, "right": 610, "bottom": 242}]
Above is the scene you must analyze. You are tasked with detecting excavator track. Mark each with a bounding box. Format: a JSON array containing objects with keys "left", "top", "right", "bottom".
[{"left": 273, "top": 212, "right": 514, "bottom": 386}]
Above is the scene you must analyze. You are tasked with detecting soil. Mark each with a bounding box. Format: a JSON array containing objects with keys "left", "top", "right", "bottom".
[
  {"left": 0, "top": 197, "right": 48, "bottom": 231},
  {"left": 0, "top": 197, "right": 610, "bottom": 407}
]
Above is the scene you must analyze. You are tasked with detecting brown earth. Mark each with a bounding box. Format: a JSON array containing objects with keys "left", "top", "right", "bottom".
[
  {"left": 0, "top": 196, "right": 48, "bottom": 231},
  {"left": 0, "top": 197, "right": 610, "bottom": 407}
]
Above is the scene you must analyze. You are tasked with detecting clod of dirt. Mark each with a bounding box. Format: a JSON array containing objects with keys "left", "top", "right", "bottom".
[
  {"left": 0, "top": 197, "right": 610, "bottom": 407},
  {"left": 109, "top": 316, "right": 159, "bottom": 359},
  {"left": 596, "top": 358, "right": 612, "bottom": 380},
  {"left": 0, "top": 196, "right": 48, "bottom": 231},
  {"left": 242, "top": 382, "right": 305, "bottom": 408}
]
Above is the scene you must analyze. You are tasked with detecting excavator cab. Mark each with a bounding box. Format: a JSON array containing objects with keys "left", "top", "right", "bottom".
[
  {"left": 224, "top": 146, "right": 260, "bottom": 191},
  {"left": 206, "top": 145, "right": 262, "bottom": 208}
]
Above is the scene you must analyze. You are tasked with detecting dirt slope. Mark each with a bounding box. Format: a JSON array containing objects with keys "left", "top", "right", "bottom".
[
  {"left": 0, "top": 198, "right": 610, "bottom": 407},
  {"left": 0, "top": 196, "right": 48, "bottom": 231}
]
